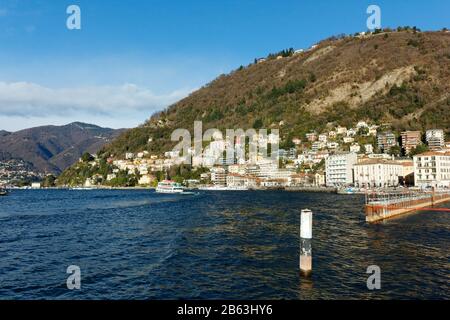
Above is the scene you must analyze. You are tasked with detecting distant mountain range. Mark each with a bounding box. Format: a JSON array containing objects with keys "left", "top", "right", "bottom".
[{"left": 0, "top": 122, "right": 124, "bottom": 174}]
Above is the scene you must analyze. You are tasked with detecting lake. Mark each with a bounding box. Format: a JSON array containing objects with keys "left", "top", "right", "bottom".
[{"left": 0, "top": 189, "right": 448, "bottom": 299}]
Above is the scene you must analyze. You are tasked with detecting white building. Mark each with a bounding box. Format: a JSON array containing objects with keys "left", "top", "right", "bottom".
[
  {"left": 312, "top": 141, "right": 325, "bottom": 152},
  {"left": 354, "top": 160, "right": 403, "bottom": 188},
  {"left": 306, "top": 132, "right": 317, "bottom": 142},
  {"left": 336, "top": 126, "right": 347, "bottom": 135},
  {"left": 318, "top": 134, "right": 328, "bottom": 143},
  {"left": 228, "top": 164, "right": 246, "bottom": 175},
  {"left": 138, "top": 174, "right": 154, "bottom": 185},
  {"left": 327, "top": 142, "right": 339, "bottom": 150},
  {"left": 347, "top": 128, "right": 357, "bottom": 137},
  {"left": 426, "top": 129, "right": 445, "bottom": 150},
  {"left": 350, "top": 144, "right": 361, "bottom": 153},
  {"left": 325, "top": 153, "right": 358, "bottom": 187},
  {"left": 364, "top": 144, "right": 374, "bottom": 154},
  {"left": 413, "top": 151, "right": 450, "bottom": 188},
  {"left": 356, "top": 121, "right": 369, "bottom": 129},
  {"left": 211, "top": 167, "right": 227, "bottom": 186},
  {"left": 328, "top": 131, "right": 337, "bottom": 138},
  {"left": 343, "top": 137, "right": 354, "bottom": 144},
  {"left": 368, "top": 126, "right": 378, "bottom": 137}
]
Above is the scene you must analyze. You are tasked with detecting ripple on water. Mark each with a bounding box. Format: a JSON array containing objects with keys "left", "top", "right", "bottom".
[{"left": 0, "top": 189, "right": 448, "bottom": 299}]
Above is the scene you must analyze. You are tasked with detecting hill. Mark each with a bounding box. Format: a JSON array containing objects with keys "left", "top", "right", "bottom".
[
  {"left": 94, "top": 29, "right": 450, "bottom": 158},
  {"left": 0, "top": 122, "right": 125, "bottom": 174}
]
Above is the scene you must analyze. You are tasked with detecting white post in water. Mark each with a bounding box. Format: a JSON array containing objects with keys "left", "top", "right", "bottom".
[{"left": 300, "top": 209, "right": 313, "bottom": 277}]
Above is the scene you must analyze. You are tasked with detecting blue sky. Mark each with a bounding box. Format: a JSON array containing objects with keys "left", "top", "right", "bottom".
[{"left": 0, "top": 0, "right": 449, "bottom": 131}]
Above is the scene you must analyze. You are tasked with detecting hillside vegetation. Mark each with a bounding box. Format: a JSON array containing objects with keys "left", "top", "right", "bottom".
[{"left": 95, "top": 29, "right": 450, "bottom": 158}]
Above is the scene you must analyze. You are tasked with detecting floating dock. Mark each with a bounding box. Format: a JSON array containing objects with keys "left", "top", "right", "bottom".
[{"left": 365, "top": 191, "right": 450, "bottom": 223}]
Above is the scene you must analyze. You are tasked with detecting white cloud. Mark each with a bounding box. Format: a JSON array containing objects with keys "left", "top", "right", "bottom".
[{"left": 0, "top": 81, "right": 192, "bottom": 118}]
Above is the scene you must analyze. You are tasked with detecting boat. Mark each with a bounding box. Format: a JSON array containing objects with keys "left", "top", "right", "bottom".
[
  {"left": 337, "top": 187, "right": 355, "bottom": 194},
  {"left": 0, "top": 188, "right": 8, "bottom": 196},
  {"left": 156, "top": 180, "right": 185, "bottom": 194},
  {"left": 70, "top": 187, "right": 94, "bottom": 190}
]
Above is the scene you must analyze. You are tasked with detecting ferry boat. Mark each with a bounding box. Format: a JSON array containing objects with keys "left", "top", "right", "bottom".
[{"left": 156, "top": 180, "right": 185, "bottom": 194}]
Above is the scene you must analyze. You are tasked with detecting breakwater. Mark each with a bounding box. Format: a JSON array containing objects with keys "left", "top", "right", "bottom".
[{"left": 365, "top": 191, "right": 450, "bottom": 223}]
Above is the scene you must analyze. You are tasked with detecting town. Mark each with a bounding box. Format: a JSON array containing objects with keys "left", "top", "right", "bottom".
[{"left": 41, "top": 121, "right": 449, "bottom": 192}]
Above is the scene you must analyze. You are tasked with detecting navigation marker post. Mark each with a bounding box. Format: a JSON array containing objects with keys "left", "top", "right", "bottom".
[{"left": 300, "top": 209, "right": 313, "bottom": 277}]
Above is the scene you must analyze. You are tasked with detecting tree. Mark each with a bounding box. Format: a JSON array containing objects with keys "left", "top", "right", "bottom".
[
  {"left": 388, "top": 145, "right": 401, "bottom": 157},
  {"left": 253, "top": 119, "right": 263, "bottom": 129},
  {"left": 409, "top": 144, "right": 429, "bottom": 157},
  {"left": 42, "top": 175, "right": 56, "bottom": 187},
  {"left": 81, "top": 152, "right": 94, "bottom": 162}
]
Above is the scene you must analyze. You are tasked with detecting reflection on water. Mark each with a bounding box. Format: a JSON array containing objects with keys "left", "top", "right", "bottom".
[{"left": 0, "top": 189, "right": 448, "bottom": 299}]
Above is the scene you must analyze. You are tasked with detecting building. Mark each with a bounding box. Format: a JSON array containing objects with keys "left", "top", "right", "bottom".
[
  {"left": 312, "top": 141, "right": 325, "bottom": 152},
  {"left": 138, "top": 174, "right": 155, "bottom": 185},
  {"left": 315, "top": 172, "right": 326, "bottom": 186},
  {"left": 347, "top": 128, "right": 357, "bottom": 137},
  {"left": 226, "top": 174, "right": 247, "bottom": 188},
  {"left": 377, "top": 132, "right": 397, "bottom": 152},
  {"left": 364, "top": 144, "right": 374, "bottom": 154},
  {"left": 291, "top": 173, "right": 315, "bottom": 186},
  {"left": 426, "top": 129, "right": 445, "bottom": 150},
  {"left": 413, "top": 151, "right": 450, "bottom": 188},
  {"left": 318, "top": 134, "right": 328, "bottom": 143},
  {"left": 306, "top": 132, "right": 317, "bottom": 142},
  {"left": 325, "top": 153, "right": 358, "bottom": 187},
  {"left": 328, "top": 131, "right": 337, "bottom": 138},
  {"left": 288, "top": 148, "right": 297, "bottom": 160},
  {"left": 228, "top": 164, "right": 246, "bottom": 175},
  {"left": 211, "top": 167, "right": 227, "bottom": 186},
  {"left": 356, "top": 121, "right": 369, "bottom": 129},
  {"left": 350, "top": 144, "right": 361, "bottom": 153},
  {"left": 401, "top": 131, "right": 422, "bottom": 155},
  {"left": 368, "top": 126, "right": 378, "bottom": 137},
  {"left": 343, "top": 137, "right": 354, "bottom": 144},
  {"left": 31, "top": 182, "right": 41, "bottom": 189},
  {"left": 327, "top": 142, "right": 339, "bottom": 150},
  {"left": 353, "top": 160, "right": 403, "bottom": 188},
  {"left": 397, "top": 160, "right": 415, "bottom": 186},
  {"left": 336, "top": 126, "right": 347, "bottom": 135}
]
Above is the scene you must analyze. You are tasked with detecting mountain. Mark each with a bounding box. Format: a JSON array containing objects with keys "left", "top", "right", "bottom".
[
  {"left": 91, "top": 29, "right": 450, "bottom": 159},
  {"left": 0, "top": 122, "right": 125, "bottom": 174}
]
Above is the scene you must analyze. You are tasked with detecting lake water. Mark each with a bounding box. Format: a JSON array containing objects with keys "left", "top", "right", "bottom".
[{"left": 0, "top": 189, "right": 448, "bottom": 300}]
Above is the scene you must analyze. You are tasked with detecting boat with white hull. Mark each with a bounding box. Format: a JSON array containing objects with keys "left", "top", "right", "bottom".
[{"left": 156, "top": 181, "right": 185, "bottom": 194}]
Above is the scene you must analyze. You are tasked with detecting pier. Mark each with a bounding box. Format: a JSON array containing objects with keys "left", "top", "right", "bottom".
[{"left": 365, "top": 191, "right": 450, "bottom": 223}]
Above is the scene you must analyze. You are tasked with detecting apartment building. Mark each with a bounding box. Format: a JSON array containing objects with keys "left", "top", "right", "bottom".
[
  {"left": 325, "top": 153, "right": 358, "bottom": 187},
  {"left": 211, "top": 166, "right": 227, "bottom": 186},
  {"left": 426, "top": 129, "right": 445, "bottom": 150},
  {"left": 401, "top": 131, "right": 422, "bottom": 155},
  {"left": 377, "top": 132, "right": 397, "bottom": 153},
  {"left": 413, "top": 151, "right": 450, "bottom": 188}
]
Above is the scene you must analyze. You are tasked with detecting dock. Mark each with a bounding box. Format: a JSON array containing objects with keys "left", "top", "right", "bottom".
[{"left": 365, "top": 191, "right": 450, "bottom": 223}]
